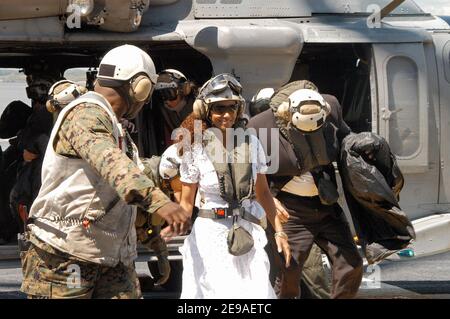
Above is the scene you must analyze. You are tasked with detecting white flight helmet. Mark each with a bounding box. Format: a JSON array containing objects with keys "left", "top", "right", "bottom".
[
  {"left": 254, "top": 87, "right": 275, "bottom": 100},
  {"left": 285, "top": 89, "right": 331, "bottom": 132},
  {"left": 46, "top": 80, "right": 88, "bottom": 113},
  {"left": 159, "top": 144, "right": 182, "bottom": 180},
  {"left": 249, "top": 87, "right": 275, "bottom": 116},
  {"left": 160, "top": 69, "right": 187, "bottom": 82},
  {"left": 97, "top": 44, "right": 157, "bottom": 104}
]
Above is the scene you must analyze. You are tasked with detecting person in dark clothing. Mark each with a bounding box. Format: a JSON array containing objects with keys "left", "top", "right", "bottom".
[
  {"left": 8, "top": 74, "right": 56, "bottom": 232},
  {"left": 248, "top": 80, "right": 363, "bottom": 299},
  {"left": 150, "top": 69, "right": 196, "bottom": 154},
  {"left": 249, "top": 86, "right": 332, "bottom": 299},
  {"left": 0, "top": 100, "right": 33, "bottom": 242},
  {"left": 0, "top": 100, "right": 32, "bottom": 140},
  {"left": 0, "top": 146, "right": 15, "bottom": 244}
]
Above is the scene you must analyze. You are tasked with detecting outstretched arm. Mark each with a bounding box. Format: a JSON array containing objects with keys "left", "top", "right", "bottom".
[
  {"left": 179, "top": 182, "right": 198, "bottom": 218},
  {"left": 161, "top": 182, "right": 197, "bottom": 241},
  {"left": 57, "top": 103, "right": 189, "bottom": 230}
]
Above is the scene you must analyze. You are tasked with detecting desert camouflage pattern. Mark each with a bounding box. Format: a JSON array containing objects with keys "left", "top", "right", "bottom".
[
  {"left": 21, "top": 102, "right": 172, "bottom": 298},
  {"left": 54, "top": 103, "right": 172, "bottom": 214},
  {"left": 21, "top": 234, "right": 142, "bottom": 299}
]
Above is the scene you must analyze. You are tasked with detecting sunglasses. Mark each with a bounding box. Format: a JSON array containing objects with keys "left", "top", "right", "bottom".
[{"left": 210, "top": 103, "right": 239, "bottom": 114}]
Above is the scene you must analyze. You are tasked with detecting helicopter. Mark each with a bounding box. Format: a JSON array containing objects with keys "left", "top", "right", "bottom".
[{"left": 0, "top": 0, "right": 450, "bottom": 289}]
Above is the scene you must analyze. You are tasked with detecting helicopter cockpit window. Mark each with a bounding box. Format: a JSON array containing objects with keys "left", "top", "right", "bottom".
[
  {"left": 64, "top": 68, "right": 95, "bottom": 89},
  {"left": 386, "top": 56, "right": 420, "bottom": 158}
]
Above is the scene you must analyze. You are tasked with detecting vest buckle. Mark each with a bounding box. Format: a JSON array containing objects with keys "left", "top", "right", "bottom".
[{"left": 213, "top": 208, "right": 227, "bottom": 219}]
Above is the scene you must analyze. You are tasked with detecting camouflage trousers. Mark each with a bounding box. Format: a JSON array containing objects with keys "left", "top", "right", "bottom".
[{"left": 20, "top": 240, "right": 142, "bottom": 299}]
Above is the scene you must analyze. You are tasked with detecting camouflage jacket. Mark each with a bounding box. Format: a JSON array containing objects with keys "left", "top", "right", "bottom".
[{"left": 30, "top": 103, "right": 172, "bottom": 258}]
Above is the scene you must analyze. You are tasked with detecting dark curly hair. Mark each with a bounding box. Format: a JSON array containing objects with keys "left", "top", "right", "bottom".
[{"left": 174, "top": 111, "right": 247, "bottom": 155}]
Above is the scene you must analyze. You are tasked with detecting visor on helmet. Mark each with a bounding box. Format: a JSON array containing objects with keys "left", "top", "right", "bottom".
[
  {"left": 286, "top": 89, "right": 330, "bottom": 132},
  {"left": 154, "top": 81, "right": 179, "bottom": 101}
]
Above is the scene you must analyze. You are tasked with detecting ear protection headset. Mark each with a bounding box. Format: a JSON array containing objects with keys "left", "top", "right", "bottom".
[
  {"left": 193, "top": 73, "right": 246, "bottom": 121},
  {"left": 128, "top": 73, "right": 153, "bottom": 103},
  {"left": 180, "top": 80, "right": 194, "bottom": 96},
  {"left": 193, "top": 99, "right": 208, "bottom": 120}
]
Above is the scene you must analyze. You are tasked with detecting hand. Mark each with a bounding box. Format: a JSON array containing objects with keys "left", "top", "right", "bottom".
[
  {"left": 273, "top": 197, "right": 289, "bottom": 224},
  {"left": 23, "top": 149, "right": 38, "bottom": 162},
  {"left": 160, "top": 221, "right": 192, "bottom": 242},
  {"left": 275, "top": 231, "right": 291, "bottom": 268},
  {"left": 160, "top": 225, "right": 175, "bottom": 242},
  {"left": 155, "top": 202, "right": 190, "bottom": 234}
]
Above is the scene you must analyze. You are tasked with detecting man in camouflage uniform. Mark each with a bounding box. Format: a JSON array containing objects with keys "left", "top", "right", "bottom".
[{"left": 20, "top": 45, "right": 189, "bottom": 299}]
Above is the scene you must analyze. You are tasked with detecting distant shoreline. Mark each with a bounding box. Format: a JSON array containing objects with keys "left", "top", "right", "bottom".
[
  {"left": 0, "top": 68, "right": 87, "bottom": 83},
  {"left": 0, "top": 80, "right": 26, "bottom": 84}
]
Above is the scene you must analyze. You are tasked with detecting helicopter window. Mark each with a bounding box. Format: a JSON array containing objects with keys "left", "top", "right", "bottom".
[
  {"left": 64, "top": 68, "right": 93, "bottom": 88},
  {"left": 386, "top": 56, "right": 420, "bottom": 158}
]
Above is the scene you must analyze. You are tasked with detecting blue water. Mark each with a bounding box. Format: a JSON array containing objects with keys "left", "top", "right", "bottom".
[{"left": 0, "top": 81, "right": 31, "bottom": 151}]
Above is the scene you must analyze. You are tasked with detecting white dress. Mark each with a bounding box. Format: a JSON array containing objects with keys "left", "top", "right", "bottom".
[{"left": 179, "top": 135, "right": 276, "bottom": 299}]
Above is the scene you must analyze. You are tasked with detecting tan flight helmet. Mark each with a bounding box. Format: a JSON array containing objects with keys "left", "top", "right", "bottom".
[
  {"left": 46, "top": 80, "right": 88, "bottom": 114},
  {"left": 193, "top": 73, "right": 246, "bottom": 122}
]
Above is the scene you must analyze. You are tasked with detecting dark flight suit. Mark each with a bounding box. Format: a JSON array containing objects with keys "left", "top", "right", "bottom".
[{"left": 248, "top": 94, "right": 363, "bottom": 299}]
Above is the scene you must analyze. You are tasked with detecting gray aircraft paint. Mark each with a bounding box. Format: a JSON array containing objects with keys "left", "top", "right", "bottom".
[{"left": 0, "top": 0, "right": 450, "bottom": 256}]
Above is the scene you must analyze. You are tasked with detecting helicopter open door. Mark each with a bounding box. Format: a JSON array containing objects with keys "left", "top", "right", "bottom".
[{"left": 372, "top": 43, "right": 430, "bottom": 174}]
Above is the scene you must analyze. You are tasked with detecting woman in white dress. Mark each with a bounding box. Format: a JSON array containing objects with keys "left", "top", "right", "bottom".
[{"left": 176, "top": 74, "right": 291, "bottom": 299}]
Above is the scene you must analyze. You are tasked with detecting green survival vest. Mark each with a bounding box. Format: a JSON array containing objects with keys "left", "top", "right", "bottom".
[{"left": 203, "top": 129, "right": 254, "bottom": 208}]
